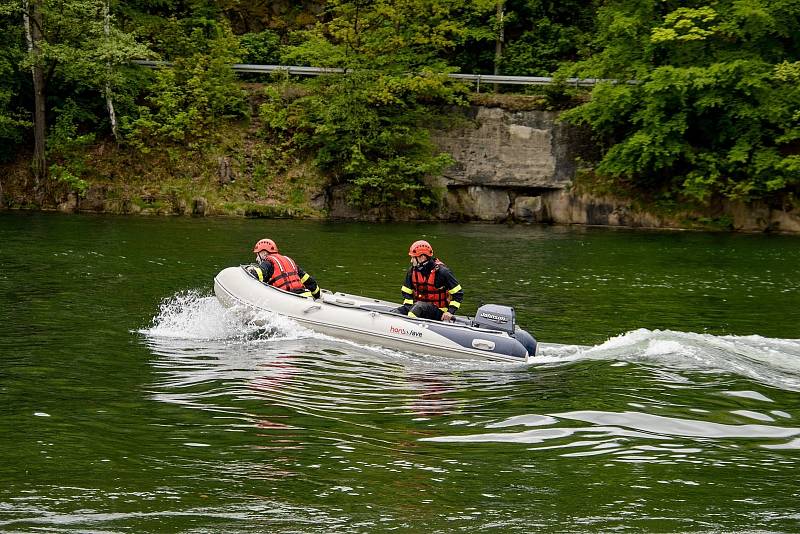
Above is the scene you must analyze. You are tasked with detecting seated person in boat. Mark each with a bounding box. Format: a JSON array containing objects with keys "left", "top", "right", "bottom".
[
  {"left": 394, "top": 240, "right": 463, "bottom": 322},
  {"left": 248, "top": 238, "right": 321, "bottom": 299}
]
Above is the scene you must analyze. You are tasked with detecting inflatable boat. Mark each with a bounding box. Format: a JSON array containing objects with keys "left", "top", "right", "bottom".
[{"left": 213, "top": 266, "right": 537, "bottom": 363}]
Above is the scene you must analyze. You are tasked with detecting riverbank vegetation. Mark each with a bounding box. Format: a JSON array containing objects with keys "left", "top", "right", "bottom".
[{"left": 0, "top": 0, "right": 798, "bottom": 218}]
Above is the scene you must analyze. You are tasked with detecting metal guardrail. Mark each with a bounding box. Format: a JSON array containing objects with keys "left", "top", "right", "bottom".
[
  {"left": 448, "top": 73, "right": 616, "bottom": 87},
  {"left": 133, "top": 60, "right": 626, "bottom": 87}
]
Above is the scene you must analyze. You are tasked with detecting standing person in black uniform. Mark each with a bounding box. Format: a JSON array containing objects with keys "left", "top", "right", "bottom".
[
  {"left": 394, "top": 240, "right": 463, "bottom": 322},
  {"left": 249, "top": 238, "right": 321, "bottom": 299}
]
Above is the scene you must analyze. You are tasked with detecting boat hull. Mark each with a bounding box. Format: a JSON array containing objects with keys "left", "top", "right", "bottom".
[{"left": 214, "top": 266, "right": 535, "bottom": 363}]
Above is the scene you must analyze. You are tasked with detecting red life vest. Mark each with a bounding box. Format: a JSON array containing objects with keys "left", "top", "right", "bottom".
[
  {"left": 411, "top": 259, "right": 451, "bottom": 310},
  {"left": 266, "top": 254, "right": 305, "bottom": 293}
]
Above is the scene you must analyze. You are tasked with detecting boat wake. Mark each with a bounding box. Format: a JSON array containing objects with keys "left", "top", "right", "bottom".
[
  {"left": 139, "top": 292, "right": 800, "bottom": 391},
  {"left": 539, "top": 329, "right": 800, "bottom": 392}
]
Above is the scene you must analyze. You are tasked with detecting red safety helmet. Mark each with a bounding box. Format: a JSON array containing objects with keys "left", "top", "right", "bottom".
[
  {"left": 253, "top": 238, "right": 279, "bottom": 254},
  {"left": 408, "top": 239, "right": 433, "bottom": 257}
]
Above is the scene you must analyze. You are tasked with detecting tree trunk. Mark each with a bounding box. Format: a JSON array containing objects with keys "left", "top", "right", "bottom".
[
  {"left": 105, "top": 89, "right": 118, "bottom": 140},
  {"left": 103, "top": 1, "right": 119, "bottom": 141},
  {"left": 24, "top": 0, "right": 47, "bottom": 187},
  {"left": 493, "top": 0, "right": 504, "bottom": 92}
]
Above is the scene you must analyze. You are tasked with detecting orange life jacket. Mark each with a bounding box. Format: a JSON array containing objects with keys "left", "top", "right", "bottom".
[
  {"left": 266, "top": 254, "right": 305, "bottom": 293},
  {"left": 411, "top": 259, "right": 450, "bottom": 310}
]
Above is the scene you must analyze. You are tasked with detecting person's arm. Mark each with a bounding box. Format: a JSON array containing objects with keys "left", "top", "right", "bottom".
[
  {"left": 437, "top": 267, "right": 463, "bottom": 316},
  {"left": 398, "top": 268, "right": 415, "bottom": 314},
  {"left": 251, "top": 259, "right": 274, "bottom": 284},
  {"left": 297, "top": 266, "right": 321, "bottom": 299}
]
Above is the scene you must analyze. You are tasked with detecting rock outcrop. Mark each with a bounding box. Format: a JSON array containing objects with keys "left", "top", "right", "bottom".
[
  {"left": 429, "top": 106, "right": 593, "bottom": 221},
  {"left": 425, "top": 106, "right": 800, "bottom": 233},
  {"left": 432, "top": 107, "right": 584, "bottom": 190}
]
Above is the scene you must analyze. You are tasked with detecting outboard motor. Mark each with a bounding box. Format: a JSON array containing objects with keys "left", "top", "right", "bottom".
[
  {"left": 474, "top": 304, "right": 537, "bottom": 357},
  {"left": 513, "top": 326, "right": 538, "bottom": 357},
  {"left": 473, "top": 304, "right": 515, "bottom": 334}
]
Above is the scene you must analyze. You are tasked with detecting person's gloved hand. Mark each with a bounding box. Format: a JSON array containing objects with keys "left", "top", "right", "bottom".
[{"left": 313, "top": 290, "right": 322, "bottom": 300}]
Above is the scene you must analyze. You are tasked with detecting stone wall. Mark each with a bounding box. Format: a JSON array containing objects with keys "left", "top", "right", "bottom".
[
  {"left": 423, "top": 106, "right": 800, "bottom": 233},
  {"left": 429, "top": 105, "right": 593, "bottom": 221},
  {"left": 322, "top": 104, "right": 800, "bottom": 232},
  {"left": 327, "top": 105, "right": 590, "bottom": 221},
  {"left": 431, "top": 106, "right": 591, "bottom": 190}
]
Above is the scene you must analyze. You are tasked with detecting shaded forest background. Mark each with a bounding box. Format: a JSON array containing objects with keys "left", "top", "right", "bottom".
[{"left": 0, "top": 0, "right": 798, "bottom": 216}]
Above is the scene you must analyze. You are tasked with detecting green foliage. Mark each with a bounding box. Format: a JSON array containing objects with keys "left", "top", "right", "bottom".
[
  {"left": 285, "top": 0, "right": 475, "bottom": 72},
  {"left": 240, "top": 30, "right": 281, "bottom": 64},
  {"left": 16, "top": 0, "right": 153, "bottom": 136},
  {"left": 0, "top": 0, "right": 153, "bottom": 177},
  {"left": 444, "top": 0, "right": 597, "bottom": 77},
  {"left": 3, "top": 0, "right": 799, "bottom": 216},
  {"left": 500, "top": 0, "right": 597, "bottom": 76},
  {"left": 238, "top": 202, "right": 295, "bottom": 218},
  {"left": 47, "top": 99, "right": 96, "bottom": 195},
  {"left": 49, "top": 163, "right": 90, "bottom": 195},
  {"left": 0, "top": 11, "right": 29, "bottom": 162},
  {"left": 29, "top": 0, "right": 152, "bottom": 91},
  {"left": 563, "top": 0, "right": 800, "bottom": 203},
  {"left": 48, "top": 99, "right": 97, "bottom": 154},
  {"left": 124, "top": 22, "right": 247, "bottom": 150},
  {"left": 650, "top": 7, "right": 719, "bottom": 43},
  {"left": 502, "top": 18, "right": 584, "bottom": 76},
  {"left": 270, "top": 0, "right": 475, "bottom": 210},
  {"left": 260, "top": 72, "right": 460, "bottom": 209}
]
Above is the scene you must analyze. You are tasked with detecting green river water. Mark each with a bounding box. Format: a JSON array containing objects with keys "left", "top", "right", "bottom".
[{"left": 1, "top": 211, "right": 799, "bottom": 532}]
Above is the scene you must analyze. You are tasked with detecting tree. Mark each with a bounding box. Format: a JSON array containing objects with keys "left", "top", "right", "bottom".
[
  {"left": 500, "top": 0, "right": 597, "bottom": 76},
  {"left": 561, "top": 0, "right": 800, "bottom": 203},
  {"left": 22, "top": 0, "right": 46, "bottom": 185},
  {"left": 269, "top": 0, "right": 495, "bottom": 210},
  {"left": 443, "top": 0, "right": 598, "bottom": 77},
  {"left": 15, "top": 0, "right": 149, "bottom": 186},
  {"left": 0, "top": 3, "right": 30, "bottom": 164},
  {"left": 124, "top": 21, "right": 246, "bottom": 150}
]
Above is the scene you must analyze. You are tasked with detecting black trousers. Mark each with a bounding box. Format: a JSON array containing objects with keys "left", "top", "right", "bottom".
[{"left": 399, "top": 301, "right": 444, "bottom": 321}]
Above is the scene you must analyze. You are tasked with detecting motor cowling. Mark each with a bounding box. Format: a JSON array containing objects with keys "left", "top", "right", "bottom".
[{"left": 473, "top": 304, "right": 515, "bottom": 334}]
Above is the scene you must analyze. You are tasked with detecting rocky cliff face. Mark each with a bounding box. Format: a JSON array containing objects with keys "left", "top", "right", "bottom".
[
  {"left": 327, "top": 104, "right": 595, "bottom": 222},
  {"left": 434, "top": 107, "right": 567, "bottom": 188},
  {"left": 429, "top": 105, "right": 593, "bottom": 222},
  {"left": 423, "top": 106, "right": 800, "bottom": 233}
]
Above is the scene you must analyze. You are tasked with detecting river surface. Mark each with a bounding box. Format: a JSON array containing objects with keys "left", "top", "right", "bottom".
[{"left": 1, "top": 212, "right": 799, "bottom": 532}]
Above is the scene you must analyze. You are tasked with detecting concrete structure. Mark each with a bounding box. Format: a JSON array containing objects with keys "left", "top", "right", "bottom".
[
  {"left": 422, "top": 106, "right": 800, "bottom": 233},
  {"left": 430, "top": 106, "right": 593, "bottom": 222}
]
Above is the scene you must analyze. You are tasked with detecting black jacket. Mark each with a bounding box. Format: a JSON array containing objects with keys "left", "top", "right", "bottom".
[{"left": 399, "top": 257, "right": 463, "bottom": 314}]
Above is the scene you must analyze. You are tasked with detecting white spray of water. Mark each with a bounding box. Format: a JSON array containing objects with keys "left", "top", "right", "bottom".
[{"left": 138, "top": 291, "right": 312, "bottom": 342}]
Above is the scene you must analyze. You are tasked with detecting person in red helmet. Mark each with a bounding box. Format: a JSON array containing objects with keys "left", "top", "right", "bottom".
[
  {"left": 394, "top": 239, "right": 463, "bottom": 322},
  {"left": 249, "top": 238, "right": 321, "bottom": 299}
]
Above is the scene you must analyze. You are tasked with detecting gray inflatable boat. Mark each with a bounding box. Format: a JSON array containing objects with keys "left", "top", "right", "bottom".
[{"left": 214, "top": 266, "right": 537, "bottom": 363}]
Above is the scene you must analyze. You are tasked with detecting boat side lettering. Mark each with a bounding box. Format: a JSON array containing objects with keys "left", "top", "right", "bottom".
[{"left": 389, "top": 325, "right": 423, "bottom": 338}]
